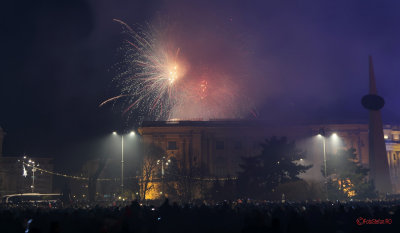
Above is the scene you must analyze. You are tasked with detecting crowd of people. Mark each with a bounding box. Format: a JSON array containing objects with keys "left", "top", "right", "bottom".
[{"left": 0, "top": 199, "right": 399, "bottom": 233}]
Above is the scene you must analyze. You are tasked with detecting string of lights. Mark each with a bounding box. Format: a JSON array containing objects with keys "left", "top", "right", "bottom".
[
  {"left": 22, "top": 161, "right": 88, "bottom": 180},
  {"left": 18, "top": 158, "right": 237, "bottom": 182}
]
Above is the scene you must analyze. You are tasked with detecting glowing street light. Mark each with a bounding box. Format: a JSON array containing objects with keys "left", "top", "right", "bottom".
[
  {"left": 318, "top": 128, "right": 340, "bottom": 200},
  {"left": 22, "top": 156, "right": 40, "bottom": 192},
  {"left": 112, "top": 131, "right": 136, "bottom": 195},
  {"left": 157, "top": 156, "right": 171, "bottom": 198},
  {"left": 318, "top": 129, "right": 328, "bottom": 178},
  {"left": 318, "top": 128, "right": 329, "bottom": 200}
]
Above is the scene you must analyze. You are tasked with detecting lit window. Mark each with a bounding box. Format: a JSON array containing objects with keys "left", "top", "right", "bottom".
[{"left": 384, "top": 135, "right": 389, "bottom": 139}]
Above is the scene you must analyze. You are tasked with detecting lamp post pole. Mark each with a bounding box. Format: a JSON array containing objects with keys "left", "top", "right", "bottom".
[
  {"left": 31, "top": 166, "right": 36, "bottom": 193},
  {"left": 157, "top": 156, "right": 170, "bottom": 198},
  {"left": 158, "top": 156, "right": 166, "bottom": 198},
  {"left": 319, "top": 128, "right": 329, "bottom": 200},
  {"left": 161, "top": 156, "right": 164, "bottom": 197},
  {"left": 113, "top": 131, "right": 135, "bottom": 197},
  {"left": 323, "top": 135, "right": 327, "bottom": 180},
  {"left": 23, "top": 157, "right": 39, "bottom": 193},
  {"left": 323, "top": 135, "right": 328, "bottom": 199},
  {"left": 121, "top": 135, "right": 124, "bottom": 195}
]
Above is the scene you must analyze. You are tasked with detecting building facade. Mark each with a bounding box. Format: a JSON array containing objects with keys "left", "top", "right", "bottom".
[
  {"left": 139, "top": 120, "right": 400, "bottom": 194},
  {"left": 139, "top": 120, "right": 269, "bottom": 178},
  {"left": 384, "top": 125, "right": 400, "bottom": 193}
]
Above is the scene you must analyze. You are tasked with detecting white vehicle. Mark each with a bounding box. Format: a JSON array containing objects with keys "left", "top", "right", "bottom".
[{"left": 1, "top": 193, "right": 62, "bottom": 204}]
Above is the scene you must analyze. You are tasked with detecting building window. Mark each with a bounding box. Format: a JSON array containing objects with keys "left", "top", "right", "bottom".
[
  {"left": 216, "top": 141, "right": 224, "bottom": 150},
  {"left": 234, "top": 141, "right": 242, "bottom": 150},
  {"left": 394, "top": 154, "right": 397, "bottom": 160},
  {"left": 167, "top": 141, "right": 177, "bottom": 150}
]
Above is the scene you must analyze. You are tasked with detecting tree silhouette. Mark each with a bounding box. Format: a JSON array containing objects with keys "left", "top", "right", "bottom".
[
  {"left": 81, "top": 158, "right": 106, "bottom": 202},
  {"left": 139, "top": 143, "right": 164, "bottom": 201},
  {"left": 163, "top": 157, "right": 206, "bottom": 202},
  {"left": 324, "top": 148, "right": 376, "bottom": 200},
  {"left": 238, "top": 137, "right": 312, "bottom": 199}
]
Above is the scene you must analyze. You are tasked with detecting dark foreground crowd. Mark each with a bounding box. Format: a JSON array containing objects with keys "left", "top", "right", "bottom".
[{"left": 1, "top": 200, "right": 400, "bottom": 233}]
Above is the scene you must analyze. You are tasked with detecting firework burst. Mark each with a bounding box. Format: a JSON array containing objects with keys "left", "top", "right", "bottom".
[
  {"left": 100, "top": 19, "right": 186, "bottom": 120},
  {"left": 101, "top": 19, "right": 257, "bottom": 121}
]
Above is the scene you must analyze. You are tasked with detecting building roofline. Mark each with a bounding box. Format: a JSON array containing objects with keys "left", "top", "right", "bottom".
[
  {"left": 140, "top": 119, "right": 267, "bottom": 128},
  {"left": 139, "top": 119, "right": 376, "bottom": 128}
]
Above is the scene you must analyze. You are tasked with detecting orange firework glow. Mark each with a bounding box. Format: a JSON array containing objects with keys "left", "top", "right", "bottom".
[
  {"left": 200, "top": 80, "right": 208, "bottom": 99},
  {"left": 168, "top": 65, "right": 179, "bottom": 84}
]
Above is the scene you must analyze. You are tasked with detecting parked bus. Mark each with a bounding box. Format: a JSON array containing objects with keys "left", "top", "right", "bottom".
[{"left": 1, "top": 193, "right": 62, "bottom": 204}]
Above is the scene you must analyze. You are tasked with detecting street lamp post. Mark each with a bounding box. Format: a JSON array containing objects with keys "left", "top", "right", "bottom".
[
  {"left": 318, "top": 128, "right": 328, "bottom": 200},
  {"left": 157, "top": 156, "right": 171, "bottom": 198},
  {"left": 322, "top": 133, "right": 327, "bottom": 179},
  {"left": 20, "top": 157, "right": 39, "bottom": 193},
  {"left": 121, "top": 135, "right": 124, "bottom": 194},
  {"left": 318, "top": 129, "right": 340, "bottom": 200},
  {"left": 32, "top": 165, "right": 36, "bottom": 193},
  {"left": 113, "top": 131, "right": 135, "bottom": 196}
]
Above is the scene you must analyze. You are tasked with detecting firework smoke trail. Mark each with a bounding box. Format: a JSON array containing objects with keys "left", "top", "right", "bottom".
[{"left": 171, "top": 74, "right": 258, "bottom": 120}]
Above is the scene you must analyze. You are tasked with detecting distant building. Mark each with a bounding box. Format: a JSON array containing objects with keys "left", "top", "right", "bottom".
[
  {"left": 138, "top": 120, "right": 400, "bottom": 194},
  {"left": 139, "top": 120, "right": 269, "bottom": 178},
  {"left": 384, "top": 125, "right": 400, "bottom": 193}
]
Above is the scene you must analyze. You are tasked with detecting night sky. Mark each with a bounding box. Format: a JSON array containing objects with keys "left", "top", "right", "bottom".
[{"left": 1, "top": 0, "right": 400, "bottom": 170}]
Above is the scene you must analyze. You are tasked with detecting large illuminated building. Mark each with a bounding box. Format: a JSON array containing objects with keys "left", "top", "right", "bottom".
[
  {"left": 138, "top": 120, "right": 400, "bottom": 196},
  {"left": 139, "top": 120, "right": 268, "bottom": 178}
]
